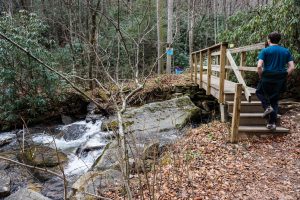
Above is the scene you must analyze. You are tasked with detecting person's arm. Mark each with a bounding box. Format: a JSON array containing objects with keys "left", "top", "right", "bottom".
[
  {"left": 287, "top": 61, "right": 295, "bottom": 76},
  {"left": 257, "top": 49, "right": 265, "bottom": 79},
  {"left": 257, "top": 59, "right": 264, "bottom": 79}
]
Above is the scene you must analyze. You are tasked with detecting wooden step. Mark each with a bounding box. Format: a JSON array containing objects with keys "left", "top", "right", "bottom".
[
  {"left": 227, "top": 101, "right": 264, "bottom": 113},
  {"left": 238, "top": 126, "right": 289, "bottom": 133},
  {"left": 229, "top": 113, "right": 281, "bottom": 126},
  {"left": 225, "top": 92, "right": 259, "bottom": 102}
]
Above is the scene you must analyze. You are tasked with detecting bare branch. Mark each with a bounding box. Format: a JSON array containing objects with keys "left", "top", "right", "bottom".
[{"left": 0, "top": 155, "right": 64, "bottom": 179}]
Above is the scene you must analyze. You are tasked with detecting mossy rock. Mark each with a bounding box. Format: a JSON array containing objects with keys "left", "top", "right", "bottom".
[
  {"left": 102, "top": 96, "right": 200, "bottom": 135},
  {"left": 101, "top": 120, "right": 134, "bottom": 131},
  {"left": 18, "top": 146, "right": 68, "bottom": 167},
  {"left": 97, "top": 89, "right": 109, "bottom": 102}
]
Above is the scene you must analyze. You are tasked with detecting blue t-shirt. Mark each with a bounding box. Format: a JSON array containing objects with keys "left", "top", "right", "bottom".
[{"left": 258, "top": 45, "right": 293, "bottom": 72}]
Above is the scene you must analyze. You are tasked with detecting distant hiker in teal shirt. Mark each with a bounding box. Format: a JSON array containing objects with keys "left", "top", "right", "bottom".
[{"left": 256, "top": 32, "right": 295, "bottom": 131}]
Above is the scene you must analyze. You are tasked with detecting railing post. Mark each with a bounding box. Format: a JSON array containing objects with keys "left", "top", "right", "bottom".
[
  {"left": 190, "top": 54, "right": 194, "bottom": 81},
  {"left": 225, "top": 57, "right": 230, "bottom": 80},
  {"left": 206, "top": 49, "right": 212, "bottom": 95},
  {"left": 240, "top": 52, "right": 246, "bottom": 78},
  {"left": 199, "top": 52, "right": 203, "bottom": 88},
  {"left": 194, "top": 53, "right": 198, "bottom": 83},
  {"left": 230, "top": 83, "right": 242, "bottom": 143},
  {"left": 219, "top": 43, "right": 227, "bottom": 103}
]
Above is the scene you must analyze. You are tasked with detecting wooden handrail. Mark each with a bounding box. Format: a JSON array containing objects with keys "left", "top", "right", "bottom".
[
  {"left": 191, "top": 42, "right": 228, "bottom": 54},
  {"left": 226, "top": 50, "right": 251, "bottom": 102},
  {"left": 201, "top": 65, "right": 257, "bottom": 72},
  {"left": 229, "top": 42, "right": 264, "bottom": 53},
  {"left": 190, "top": 42, "right": 265, "bottom": 142}
]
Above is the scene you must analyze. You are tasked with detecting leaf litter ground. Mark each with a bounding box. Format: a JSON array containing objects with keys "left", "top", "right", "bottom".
[{"left": 101, "top": 101, "right": 300, "bottom": 200}]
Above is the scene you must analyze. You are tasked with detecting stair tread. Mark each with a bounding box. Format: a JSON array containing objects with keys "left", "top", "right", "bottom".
[
  {"left": 229, "top": 113, "right": 281, "bottom": 117},
  {"left": 239, "top": 126, "right": 289, "bottom": 133},
  {"left": 226, "top": 101, "right": 261, "bottom": 105},
  {"left": 224, "top": 91, "right": 256, "bottom": 94}
]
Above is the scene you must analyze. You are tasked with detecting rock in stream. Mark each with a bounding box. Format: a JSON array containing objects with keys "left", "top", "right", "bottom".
[{"left": 71, "top": 96, "right": 201, "bottom": 197}]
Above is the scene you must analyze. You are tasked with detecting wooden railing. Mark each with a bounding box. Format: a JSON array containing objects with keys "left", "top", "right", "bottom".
[
  {"left": 190, "top": 42, "right": 265, "bottom": 142},
  {"left": 190, "top": 42, "right": 264, "bottom": 102}
]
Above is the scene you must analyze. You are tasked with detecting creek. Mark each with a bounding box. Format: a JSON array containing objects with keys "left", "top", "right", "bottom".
[
  {"left": 0, "top": 119, "right": 111, "bottom": 199},
  {"left": 0, "top": 91, "right": 219, "bottom": 199}
]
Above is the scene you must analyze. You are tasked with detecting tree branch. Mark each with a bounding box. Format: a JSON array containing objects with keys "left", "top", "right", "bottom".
[
  {"left": 0, "top": 155, "right": 63, "bottom": 179},
  {"left": 0, "top": 31, "right": 105, "bottom": 110}
]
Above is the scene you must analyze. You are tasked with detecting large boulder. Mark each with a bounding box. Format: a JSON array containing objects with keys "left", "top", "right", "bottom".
[
  {"left": 101, "top": 96, "right": 200, "bottom": 143},
  {"left": 73, "top": 96, "right": 200, "bottom": 195},
  {"left": 94, "top": 96, "right": 200, "bottom": 171},
  {"left": 0, "top": 170, "right": 10, "bottom": 198},
  {"left": 5, "top": 188, "right": 51, "bottom": 200},
  {"left": 70, "top": 169, "right": 123, "bottom": 200},
  {"left": 61, "top": 123, "right": 88, "bottom": 141}
]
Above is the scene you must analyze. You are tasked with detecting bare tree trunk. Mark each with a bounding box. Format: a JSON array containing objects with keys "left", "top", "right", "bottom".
[
  {"left": 89, "top": 0, "right": 101, "bottom": 90},
  {"left": 188, "top": 0, "right": 195, "bottom": 56},
  {"left": 8, "top": 0, "right": 13, "bottom": 17},
  {"left": 156, "top": 0, "right": 163, "bottom": 74},
  {"left": 67, "top": 0, "right": 77, "bottom": 82},
  {"left": 223, "top": 0, "right": 227, "bottom": 30},
  {"left": 116, "top": 35, "right": 120, "bottom": 81},
  {"left": 166, "top": 0, "right": 173, "bottom": 74},
  {"left": 213, "top": 0, "right": 217, "bottom": 44}
]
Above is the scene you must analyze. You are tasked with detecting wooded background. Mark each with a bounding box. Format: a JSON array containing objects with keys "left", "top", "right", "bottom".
[{"left": 0, "top": 0, "right": 299, "bottom": 128}]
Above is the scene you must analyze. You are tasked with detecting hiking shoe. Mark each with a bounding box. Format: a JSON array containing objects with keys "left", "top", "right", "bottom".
[
  {"left": 262, "top": 106, "right": 274, "bottom": 118},
  {"left": 266, "top": 123, "right": 276, "bottom": 131}
]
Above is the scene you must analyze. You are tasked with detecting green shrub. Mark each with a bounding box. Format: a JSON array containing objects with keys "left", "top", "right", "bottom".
[
  {"left": 0, "top": 11, "right": 65, "bottom": 127},
  {"left": 219, "top": 0, "right": 300, "bottom": 68}
]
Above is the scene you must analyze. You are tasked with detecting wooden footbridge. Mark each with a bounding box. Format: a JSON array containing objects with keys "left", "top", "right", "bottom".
[{"left": 190, "top": 43, "right": 289, "bottom": 142}]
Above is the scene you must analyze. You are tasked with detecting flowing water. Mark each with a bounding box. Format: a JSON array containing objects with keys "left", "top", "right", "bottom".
[
  {"left": 31, "top": 120, "right": 111, "bottom": 176},
  {"left": 0, "top": 119, "right": 112, "bottom": 199}
]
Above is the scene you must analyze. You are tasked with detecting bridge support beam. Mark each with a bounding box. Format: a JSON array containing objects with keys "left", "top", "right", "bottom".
[
  {"left": 199, "top": 52, "right": 203, "bottom": 88},
  {"left": 206, "top": 49, "right": 212, "bottom": 95},
  {"left": 219, "top": 103, "right": 228, "bottom": 122},
  {"left": 218, "top": 43, "right": 228, "bottom": 104},
  {"left": 230, "top": 84, "right": 242, "bottom": 143}
]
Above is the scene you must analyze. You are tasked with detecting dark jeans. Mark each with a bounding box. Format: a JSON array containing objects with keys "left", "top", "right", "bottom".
[{"left": 256, "top": 85, "right": 278, "bottom": 124}]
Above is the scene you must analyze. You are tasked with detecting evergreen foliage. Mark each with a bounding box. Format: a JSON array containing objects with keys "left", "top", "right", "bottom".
[
  {"left": 220, "top": 0, "right": 300, "bottom": 68},
  {"left": 0, "top": 11, "right": 64, "bottom": 128}
]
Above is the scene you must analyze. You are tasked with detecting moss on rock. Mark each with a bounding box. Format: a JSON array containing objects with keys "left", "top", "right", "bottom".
[{"left": 18, "top": 146, "right": 68, "bottom": 167}]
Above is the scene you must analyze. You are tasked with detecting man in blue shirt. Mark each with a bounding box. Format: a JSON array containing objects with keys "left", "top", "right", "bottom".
[{"left": 256, "top": 32, "right": 295, "bottom": 130}]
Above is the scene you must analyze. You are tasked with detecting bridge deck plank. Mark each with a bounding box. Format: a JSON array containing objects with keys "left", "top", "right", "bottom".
[{"left": 198, "top": 74, "right": 256, "bottom": 95}]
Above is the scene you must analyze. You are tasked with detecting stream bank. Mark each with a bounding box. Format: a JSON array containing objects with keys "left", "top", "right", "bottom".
[{"left": 0, "top": 76, "right": 221, "bottom": 200}]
